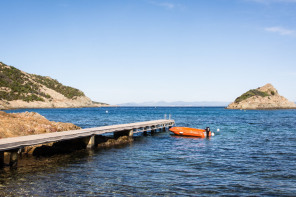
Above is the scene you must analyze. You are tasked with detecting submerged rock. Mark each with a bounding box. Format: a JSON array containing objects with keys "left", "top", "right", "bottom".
[
  {"left": 97, "top": 136, "right": 133, "bottom": 148},
  {"left": 227, "top": 83, "right": 296, "bottom": 110}
]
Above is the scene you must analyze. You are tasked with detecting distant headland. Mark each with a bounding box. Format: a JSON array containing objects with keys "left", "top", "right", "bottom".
[
  {"left": 227, "top": 83, "right": 296, "bottom": 110},
  {"left": 0, "top": 62, "right": 109, "bottom": 110}
]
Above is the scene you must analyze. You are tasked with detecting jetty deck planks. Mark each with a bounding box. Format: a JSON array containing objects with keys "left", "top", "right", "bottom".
[{"left": 0, "top": 119, "right": 175, "bottom": 151}]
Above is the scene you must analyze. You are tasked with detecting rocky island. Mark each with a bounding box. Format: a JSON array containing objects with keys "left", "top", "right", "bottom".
[
  {"left": 0, "top": 62, "right": 108, "bottom": 110},
  {"left": 227, "top": 83, "right": 296, "bottom": 110}
]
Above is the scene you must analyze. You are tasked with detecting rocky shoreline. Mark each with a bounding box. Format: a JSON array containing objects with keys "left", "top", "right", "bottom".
[{"left": 0, "top": 99, "right": 110, "bottom": 110}]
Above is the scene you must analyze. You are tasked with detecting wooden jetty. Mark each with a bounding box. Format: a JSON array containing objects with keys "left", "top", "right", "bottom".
[{"left": 0, "top": 119, "right": 175, "bottom": 168}]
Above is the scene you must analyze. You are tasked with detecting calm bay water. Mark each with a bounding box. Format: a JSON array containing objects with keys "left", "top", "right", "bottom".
[{"left": 1, "top": 107, "right": 296, "bottom": 196}]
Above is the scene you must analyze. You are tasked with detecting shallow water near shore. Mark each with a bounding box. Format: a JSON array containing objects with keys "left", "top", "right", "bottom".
[{"left": 1, "top": 107, "right": 296, "bottom": 196}]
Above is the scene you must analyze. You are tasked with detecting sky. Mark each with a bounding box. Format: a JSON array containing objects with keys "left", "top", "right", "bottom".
[{"left": 0, "top": 0, "right": 296, "bottom": 105}]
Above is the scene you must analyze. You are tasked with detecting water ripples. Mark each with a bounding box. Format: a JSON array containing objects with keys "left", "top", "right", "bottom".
[{"left": 1, "top": 107, "right": 296, "bottom": 196}]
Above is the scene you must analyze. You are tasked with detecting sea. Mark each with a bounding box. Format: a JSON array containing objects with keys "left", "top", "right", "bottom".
[{"left": 1, "top": 107, "right": 296, "bottom": 196}]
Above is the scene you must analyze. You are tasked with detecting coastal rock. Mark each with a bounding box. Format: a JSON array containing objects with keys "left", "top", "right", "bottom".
[
  {"left": 97, "top": 136, "right": 133, "bottom": 148},
  {"left": 0, "top": 103, "right": 6, "bottom": 110},
  {"left": 227, "top": 83, "right": 296, "bottom": 110},
  {"left": 0, "top": 111, "right": 80, "bottom": 139},
  {"left": 0, "top": 96, "right": 94, "bottom": 109}
]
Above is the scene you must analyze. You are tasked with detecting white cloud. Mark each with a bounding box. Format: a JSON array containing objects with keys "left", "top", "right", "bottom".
[{"left": 265, "top": 26, "right": 296, "bottom": 36}]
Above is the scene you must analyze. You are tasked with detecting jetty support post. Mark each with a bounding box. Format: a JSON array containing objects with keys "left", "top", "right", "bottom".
[
  {"left": 162, "top": 124, "right": 166, "bottom": 132},
  {"left": 151, "top": 126, "right": 155, "bottom": 135},
  {"left": 0, "top": 151, "right": 4, "bottom": 168},
  {"left": 129, "top": 129, "right": 134, "bottom": 137},
  {"left": 9, "top": 149, "right": 19, "bottom": 169},
  {"left": 143, "top": 127, "right": 148, "bottom": 136},
  {"left": 84, "top": 135, "right": 95, "bottom": 149},
  {"left": 114, "top": 129, "right": 133, "bottom": 139}
]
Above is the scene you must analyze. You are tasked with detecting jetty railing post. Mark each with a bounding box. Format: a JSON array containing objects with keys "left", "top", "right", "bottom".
[
  {"left": 0, "top": 151, "right": 4, "bottom": 168},
  {"left": 9, "top": 149, "right": 18, "bottom": 169}
]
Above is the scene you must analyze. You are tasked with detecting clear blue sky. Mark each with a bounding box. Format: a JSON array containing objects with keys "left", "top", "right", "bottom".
[{"left": 1, "top": 0, "right": 296, "bottom": 104}]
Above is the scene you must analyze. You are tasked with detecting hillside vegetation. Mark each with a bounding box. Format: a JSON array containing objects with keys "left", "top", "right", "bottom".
[
  {"left": 234, "top": 89, "right": 270, "bottom": 103},
  {"left": 0, "top": 62, "right": 85, "bottom": 102}
]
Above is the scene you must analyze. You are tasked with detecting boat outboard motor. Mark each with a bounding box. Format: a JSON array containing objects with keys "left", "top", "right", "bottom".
[{"left": 205, "top": 127, "right": 210, "bottom": 137}]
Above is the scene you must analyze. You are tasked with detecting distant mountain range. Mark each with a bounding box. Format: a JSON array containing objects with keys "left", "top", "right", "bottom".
[{"left": 118, "top": 101, "right": 230, "bottom": 107}]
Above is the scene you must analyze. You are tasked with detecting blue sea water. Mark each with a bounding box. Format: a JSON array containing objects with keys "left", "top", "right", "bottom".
[{"left": 1, "top": 107, "right": 296, "bottom": 196}]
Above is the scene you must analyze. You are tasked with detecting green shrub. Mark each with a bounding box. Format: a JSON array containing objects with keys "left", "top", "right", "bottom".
[
  {"left": 0, "top": 62, "right": 85, "bottom": 102},
  {"left": 33, "top": 75, "right": 85, "bottom": 99},
  {"left": 235, "top": 89, "right": 270, "bottom": 103}
]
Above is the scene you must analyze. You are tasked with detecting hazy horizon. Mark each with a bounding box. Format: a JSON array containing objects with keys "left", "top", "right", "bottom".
[
  {"left": 117, "top": 101, "right": 231, "bottom": 107},
  {"left": 1, "top": 0, "right": 296, "bottom": 105}
]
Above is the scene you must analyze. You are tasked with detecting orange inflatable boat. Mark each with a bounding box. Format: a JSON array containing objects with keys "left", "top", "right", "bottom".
[{"left": 169, "top": 127, "right": 211, "bottom": 138}]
